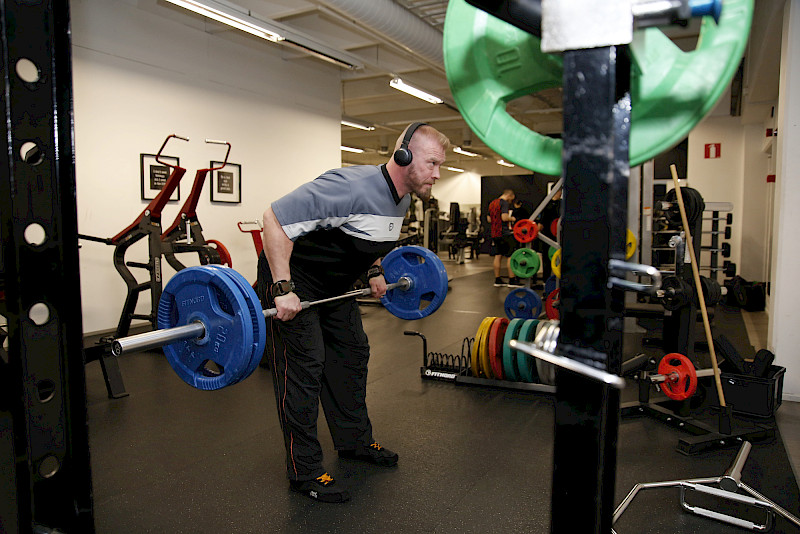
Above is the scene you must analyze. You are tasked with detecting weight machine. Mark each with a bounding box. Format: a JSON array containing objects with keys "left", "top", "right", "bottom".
[{"left": 79, "top": 135, "right": 233, "bottom": 398}]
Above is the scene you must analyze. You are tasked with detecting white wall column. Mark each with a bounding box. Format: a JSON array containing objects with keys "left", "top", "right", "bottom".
[{"left": 769, "top": 0, "right": 800, "bottom": 400}]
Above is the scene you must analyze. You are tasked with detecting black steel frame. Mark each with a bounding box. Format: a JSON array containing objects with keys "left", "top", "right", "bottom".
[
  {"left": 0, "top": 1, "right": 96, "bottom": 531},
  {"left": 551, "top": 45, "right": 630, "bottom": 533}
]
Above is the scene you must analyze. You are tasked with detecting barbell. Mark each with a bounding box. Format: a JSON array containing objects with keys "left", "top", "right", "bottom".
[{"left": 111, "top": 245, "right": 448, "bottom": 390}]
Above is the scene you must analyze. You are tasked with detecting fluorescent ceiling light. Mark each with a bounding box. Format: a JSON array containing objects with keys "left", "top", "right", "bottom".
[
  {"left": 446, "top": 166, "right": 465, "bottom": 172},
  {"left": 165, "top": 0, "right": 364, "bottom": 69},
  {"left": 497, "top": 159, "right": 515, "bottom": 167},
  {"left": 340, "top": 145, "right": 364, "bottom": 153},
  {"left": 166, "top": 0, "right": 283, "bottom": 41},
  {"left": 389, "top": 77, "right": 443, "bottom": 105},
  {"left": 341, "top": 117, "right": 375, "bottom": 131},
  {"left": 453, "top": 146, "right": 480, "bottom": 157}
]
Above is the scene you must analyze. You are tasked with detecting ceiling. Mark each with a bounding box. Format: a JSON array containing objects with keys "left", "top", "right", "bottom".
[{"left": 195, "top": 0, "right": 784, "bottom": 177}]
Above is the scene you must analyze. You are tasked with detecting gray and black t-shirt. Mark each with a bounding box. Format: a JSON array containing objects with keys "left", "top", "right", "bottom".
[{"left": 271, "top": 164, "right": 410, "bottom": 299}]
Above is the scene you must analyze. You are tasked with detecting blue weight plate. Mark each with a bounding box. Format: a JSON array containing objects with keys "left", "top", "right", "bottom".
[
  {"left": 158, "top": 266, "right": 254, "bottom": 390},
  {"left": 197, "top": 266, "right": 257, "bottom": 384},
  {"left": 204, "top": 266, "right": 266, "bottom": 384},
  {"left": 504, "top": 288, "right": 543, "bottom": 320},
  {"left": 544, "top": 275, "right": 558, "bottom": 298},
  {"left": 380, "top": 245, "right": 449, "bottom": 320}
]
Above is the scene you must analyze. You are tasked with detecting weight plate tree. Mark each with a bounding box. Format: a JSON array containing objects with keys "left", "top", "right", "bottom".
[{"left": 443, "top": 0, "right": 753, "bottom": 175}]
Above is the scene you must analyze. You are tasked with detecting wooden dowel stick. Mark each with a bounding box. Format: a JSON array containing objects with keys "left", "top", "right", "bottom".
[{"left": 669, "top": 164, "right": 726, "bottom": 407}]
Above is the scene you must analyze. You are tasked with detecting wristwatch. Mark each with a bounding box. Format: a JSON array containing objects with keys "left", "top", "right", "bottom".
[{"left": 270, "top": 279, "right": 295, "bottom": 298}]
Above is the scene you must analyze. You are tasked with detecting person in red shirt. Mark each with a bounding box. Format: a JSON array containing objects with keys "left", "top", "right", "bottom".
[{"left": 487, "top": 189, "right": 521, "bottom": 286}]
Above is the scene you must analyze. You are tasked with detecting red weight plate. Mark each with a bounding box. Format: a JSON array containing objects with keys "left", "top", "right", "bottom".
[
  {"left": 488, "top": 317, "right": 509, "bottom": 379},
  {"left": 657, "top": 353, "right": 698, "bottom": 401},
  {"left": 550, "top": 217, "right": 560, "bottom": 238},
  {"left": 513, "top": 219, "right": 538, "bottom": 244},
  {"left": 545, "top": 288, "right": 560, "bottom": 320}
]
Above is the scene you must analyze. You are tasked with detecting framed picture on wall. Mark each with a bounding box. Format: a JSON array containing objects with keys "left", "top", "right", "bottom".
[
  {"left": 210, "top": 162, "right": 241, "bottom": 204},
  {"left": 140, "top": 153, "right": 180, "bottom": 201}
]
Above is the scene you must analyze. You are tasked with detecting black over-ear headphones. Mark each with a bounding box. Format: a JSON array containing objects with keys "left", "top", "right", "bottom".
[{"left": 393, "top": 122, "right": 427, "bottom": 167}]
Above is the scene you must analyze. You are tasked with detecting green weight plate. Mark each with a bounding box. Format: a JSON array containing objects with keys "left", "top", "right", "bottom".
[
  {"left": 510, "top": 248, "right": 541, "bottom": 278},
  {"left": 502, "top": 318, "right": 525, "bottom": 382},
  {"left": 443, "top": 0, "right": 753, "bottom": 175},
  {"left": 515, "top": 319, "right": 539, "bottom": 383},
  {"left": 548, "top": 246, "right": 558, "bottom": 260}
]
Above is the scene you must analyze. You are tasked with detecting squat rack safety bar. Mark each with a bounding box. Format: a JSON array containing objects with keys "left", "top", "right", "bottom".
[{"left": 112, "top": 277, "right": 412, "bottom": 356}]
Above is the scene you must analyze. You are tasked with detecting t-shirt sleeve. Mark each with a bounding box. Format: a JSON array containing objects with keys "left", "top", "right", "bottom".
[{"left": 271, "top": 172, "right": 354, "bottom": 241}]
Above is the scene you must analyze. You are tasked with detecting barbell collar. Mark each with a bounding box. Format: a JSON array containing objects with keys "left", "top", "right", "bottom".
[{"left": 112, "top": 321, "right": 205, "bottom": 357}]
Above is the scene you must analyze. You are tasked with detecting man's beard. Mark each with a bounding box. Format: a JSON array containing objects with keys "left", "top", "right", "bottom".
[{"left": 409, "top": 167, "right": 431, "bottom": 200}]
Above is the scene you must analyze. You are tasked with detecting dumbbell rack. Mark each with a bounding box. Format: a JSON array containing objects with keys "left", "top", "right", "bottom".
[
  {"left": 652, "top": 201, "right": 736, "bottom": 283},
  {"left": 703, "top": 204, "right": 735, "bottom": 283},
  {"left": 406, "top": 331, "right": 556, "bottom": 394}
]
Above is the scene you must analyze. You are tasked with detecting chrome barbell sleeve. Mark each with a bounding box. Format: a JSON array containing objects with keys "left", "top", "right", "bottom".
[{"left": 112, "top": 322, "right": 206, "bottom": 356}]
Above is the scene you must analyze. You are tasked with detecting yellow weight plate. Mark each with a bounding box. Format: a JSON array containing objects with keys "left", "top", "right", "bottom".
[
  {"left": 480, "top": 317, "right": 499, "bottom": 379},
  {"left": 471, "top": 316, "right": 496, "bottom": 377},
  {"left": 551, "top": 248, "right": 562, "bottom": 279},
  {"left": 626, "top": 229, "right": 637, "bottom": 260}
]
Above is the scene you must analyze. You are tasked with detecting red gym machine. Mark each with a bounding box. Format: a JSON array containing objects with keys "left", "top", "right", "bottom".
[
  {"left": 79, "top": 134, "right": 232, "bottom": 397},
  {"left": 161, "top": 139, "right": 233, "bottom": 270}
]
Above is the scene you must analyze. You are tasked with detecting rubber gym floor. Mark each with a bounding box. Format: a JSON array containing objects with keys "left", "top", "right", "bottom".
[{"left": 85, "top": 254, "right": 800, "bottom": 533}]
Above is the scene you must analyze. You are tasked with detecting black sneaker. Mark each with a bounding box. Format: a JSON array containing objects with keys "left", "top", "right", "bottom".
[
  {"left": 494, "top": 277, "right": 507, "bottom": 287},
  {"left": 289, "top": 472, "right": 351, "bottom": 503},
  {"left": 339, "top": 442, "right": 399, "bottom": 467},
  {"left": 507, "top": 277, "right": 524, "bottom": 287}
]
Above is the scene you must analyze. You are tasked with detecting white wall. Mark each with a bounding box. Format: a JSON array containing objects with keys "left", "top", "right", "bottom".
[
  {"left": 71, "top": 0, "right": 342, "bottom": 333},
  {"left": 740, "top": 124, "right": 772, "bottom": 281},
  {"left": 433, "top": 171, "right": 482, "bottom": 215},
  {"left": 769, "top": 0, "right": 800, "bottom": 400},
  {"left": 686, "top": 115, "right": 745, "bottom": 272}
]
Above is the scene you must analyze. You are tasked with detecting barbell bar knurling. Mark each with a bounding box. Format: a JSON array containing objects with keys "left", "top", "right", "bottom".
[
  {"left": 262, "top": 277, "right": 411, "bottom": 318},
  {"left": 113, "top": 277, "right": 411, "bottom": 356}
]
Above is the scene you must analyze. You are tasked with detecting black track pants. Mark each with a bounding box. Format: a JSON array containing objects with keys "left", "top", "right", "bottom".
[{"left": 263, "top": 295, "right": 374, "bottom": 481}]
